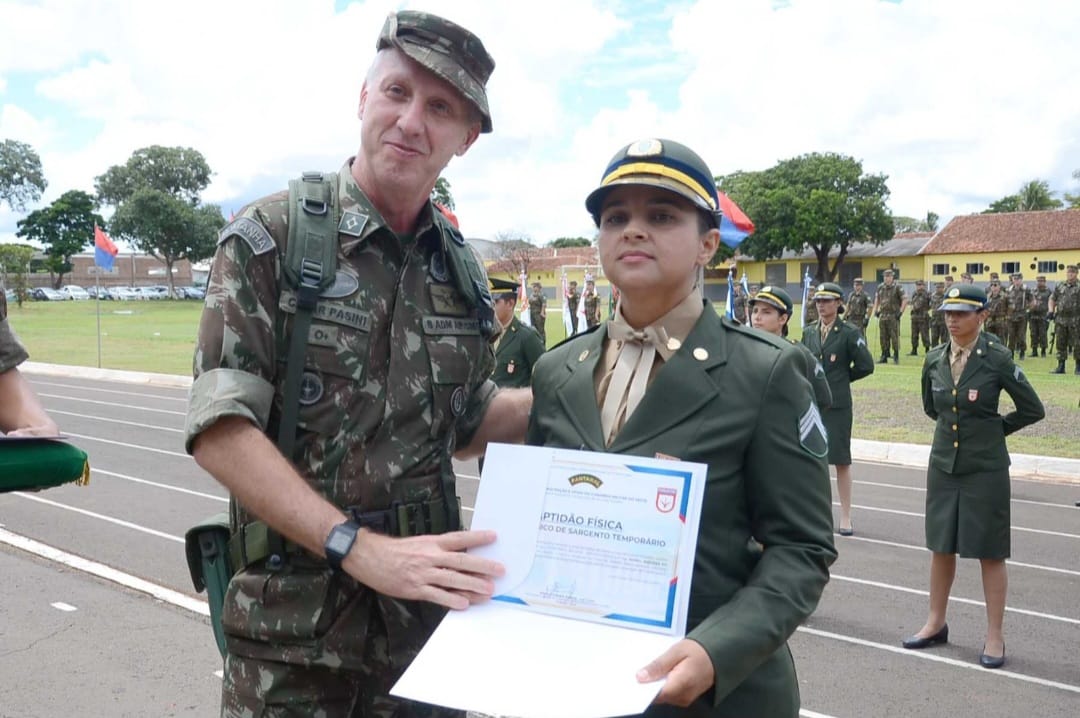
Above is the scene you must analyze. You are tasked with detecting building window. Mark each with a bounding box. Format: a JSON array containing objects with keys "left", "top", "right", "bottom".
[
  {"left": 931, "top": 263, "right": 949, "bottom": 276},
  {"left": 1001, "top": 261, "right": 1020, "bottom": 275},
  {"left": 764, "top": 263, "right": 787, "bottom": 287},
  {"left": 1037, "top": 260, "right": 1059, "bottom": 274},
  {"left": 965, "top": 262, "right": 983, "bottom": 276}
]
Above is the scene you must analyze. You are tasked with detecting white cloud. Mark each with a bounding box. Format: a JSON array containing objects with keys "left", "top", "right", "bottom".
[{"left": 2, "top": 0, "right": 1080, "bottom": 247}]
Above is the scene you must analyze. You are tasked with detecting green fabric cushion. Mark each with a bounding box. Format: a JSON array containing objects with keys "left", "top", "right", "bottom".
[{"left": 0, "top": 439, "right": 90, "bottom": 492}]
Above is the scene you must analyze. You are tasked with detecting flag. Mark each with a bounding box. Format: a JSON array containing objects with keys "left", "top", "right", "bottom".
[
  {"left": 518, "top": 271, "right": 531, "bottom": 327},
  {"left": 576, "top": 272, "right": 591, "bottom": 329},
  {"left": 716, "top": 190, "right": 755, "bottom": 249},
  {"left": 800, "top": 268, "right": 813, "bottom": 325},
  {"left": 741, "top": 270, "right": 750, "bottom": 298},
  {"left": 94, "top": 225, "right": 118, "bottom": 270},
  {"left": 561, "top": 272, "right": 575, "bottom": 337},
  {"left": 724, "top": 263, "right": 736, "bottom": 320}
]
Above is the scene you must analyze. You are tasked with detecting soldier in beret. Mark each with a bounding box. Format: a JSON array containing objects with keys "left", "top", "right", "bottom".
[
  {"left": 1005, "top": 273, "right": 1033, "bottom": 359},
  {"left": 0, "top": 291, "right": 59, "bottom": 436},
  {"left": 930, "top": 280, "right": 948, "bottom": 347},
  {"left": 1029, "top": 275, "right": 1051, "bottom": 358},
  {"left": 185, "top": 11, "right": 532, "bottom": 716},
  {"left": 529, "top": 138, "right": 835, "bottom": 716},
  {"left": 902, "top": 284, "right": 1043, "bottom": 669},
  {"left": 985, "top": 280, "right": 1008, "bottom": 344},
  {"left": 1048, "top": 264, "right": 1080, "bottom": 373},
  {"left": 870, "top": 269, "right": 906, "bottom": 363},
  {"left": 801, "top": 282, "right": 876, "bottom": 536},
  {"left": 908, "top": 279, "right": 932, "bottom": 356},
  {"left": 845, "top": 278, "right": 870, "bottom": 339}
]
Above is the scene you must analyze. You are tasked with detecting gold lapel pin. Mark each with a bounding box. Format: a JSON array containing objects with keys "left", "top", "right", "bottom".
[
  {"left": 578, "top": 350, "right": 590, "bottom": 362},
  {"left": 693, "top": 347, "right": 709, "bottom": 361},
  {"left": 667, "top": 337, "right": 682, "bottom": 351}
]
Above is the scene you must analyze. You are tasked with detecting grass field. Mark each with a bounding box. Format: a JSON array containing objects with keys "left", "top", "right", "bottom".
[{"left": 8, "top": 299, "right": 1080, "bottom": 458}]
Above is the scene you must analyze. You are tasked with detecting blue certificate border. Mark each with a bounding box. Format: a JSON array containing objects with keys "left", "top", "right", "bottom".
[{"left": 494, "top": 462, "right": 694, "bottom": 632}]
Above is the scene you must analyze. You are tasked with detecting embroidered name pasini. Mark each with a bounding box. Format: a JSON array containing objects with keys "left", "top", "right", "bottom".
[
  {"left": 422, "top": 316, "right": 480, "bottom": 335},
  {"left": 279, "top": 291, "right": 370, "bottom": 332}
]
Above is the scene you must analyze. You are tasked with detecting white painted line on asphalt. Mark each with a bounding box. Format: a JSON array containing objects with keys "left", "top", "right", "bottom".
[
  {"left": 831, "top": 574, "right": 1080, "bottom": 625},
  {"left": 37, "top": 393, "right": 187, "bottom": 415},
  {"left": 65, "top": 431, "right": 191, "bottom": 459},
  {"left": 51, "top": 602, "right": 77, "bottom": 612},
  {"left": 843, "top": 502, "right": 1080, "bottom": 540},
  {"left": 855, "top": 479, "right": 1078, "bottom": 509},
  {"left": 31, "top": 380, "right": 187, "bottom": 402},
  {"left": 12, "top": 492, "right": 185, "bottom": 544},
  {"left": 50, "top": 409, "right": 184, "bottom": 433},
  {"left": 846, "top": 535, "right": 1080, "bottom": 577},
  {"left": 94, "top": 468, "right": 228, "bottom": 502},
  {"left": 797, "top": 626, "right": 1080, "bottom": 695},
  {"left": 800, "top": 711, "right": 838, "bottom": 718},
  {"left": 0, "top": 527, "right": 208, "bottom": 616}
]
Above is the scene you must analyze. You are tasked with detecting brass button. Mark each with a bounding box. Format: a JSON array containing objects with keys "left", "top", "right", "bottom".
[
  {"left": 953, "top": 441, "right": 959, "bottom": 448},
  {"left": 951, "top": 389, "right": 957, "bottom": 396},
  {"left": 952, "top": 424, "right": 958, "bottom": 431}
]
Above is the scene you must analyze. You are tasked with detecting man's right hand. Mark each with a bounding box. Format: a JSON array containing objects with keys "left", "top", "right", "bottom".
[{"left": 345, "top": 529, "right": 505, "bottom": 610}]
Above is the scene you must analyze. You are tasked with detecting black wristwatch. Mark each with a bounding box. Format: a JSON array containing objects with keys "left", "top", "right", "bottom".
[{"left": 324, "top": 520, "right": 361, "bottom": 571}]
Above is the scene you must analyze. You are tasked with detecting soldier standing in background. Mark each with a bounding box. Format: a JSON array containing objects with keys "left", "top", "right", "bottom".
[
  {"left": 871, "top": 269, "right": 906, "bottom": 363},
  {"left": 1029, "top": 275, "right": 1051, "bottom": 358},
  {"left": 961, "top": 272, "right": 974, "bottom": 284},
  {"left": 846, "top": 278, "right": 870, "bottom": 339},
  {"left": 529, "top": 281, "right": 547, "bottom": 345},
  {"left": 731, "top": 281, "right": 748, "bottom": 325},
  {"left": 1049, "top": 264, "right": 1080, "bottom": 374},
  {"left": 1005, "top": 273, "right": 1033, "bottom": 359},
  {"left": 930, "top": 280, "right": 948, "bottom": 346},
  {"left": 985, "top": 280, "right": 1008, "bottom": 342},
  {"left": 583, "top": 277, "right": 602, "bottom": 329},
  {"left": 566, "top": 280, "right": 581, "bottom": 334},
  {"left": 804, "top": 286, "right": 819, "bottom": 326},
  {"left": 908, "top": 279, "right": 932, "bottom": 356}
]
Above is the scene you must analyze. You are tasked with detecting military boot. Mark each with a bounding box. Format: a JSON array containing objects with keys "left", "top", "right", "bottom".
[
  {"left": 1051, "top": 361, "right": 1065, "bottom": 374},
  {"left": 907, "top": 350, "right": 918, "bottom": 356},
  {"left": 1075, "top": 361, "right": 1080, "bottom": 375},
  {"left": 878, "top": 355, "right": 889, "bottom": 364},
  {"left": 893, "top": 352, "right": 899, "bottom": 364}
]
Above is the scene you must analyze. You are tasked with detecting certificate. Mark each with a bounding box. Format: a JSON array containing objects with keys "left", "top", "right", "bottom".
[{"left": 391, "top": 443, "right": 707, "bottom": 718}]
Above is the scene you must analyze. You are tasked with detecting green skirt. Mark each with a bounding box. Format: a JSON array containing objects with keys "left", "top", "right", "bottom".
[
  {"left": 823, "top": 406, "right": 852, "bottom": 465},
  {"left": 925, "top": 465, "right": 1010, "bottom": 559}
]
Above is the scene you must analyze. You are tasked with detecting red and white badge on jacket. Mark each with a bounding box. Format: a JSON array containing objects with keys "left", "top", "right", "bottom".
[{"left": 968, "top": 389, "right": 979, "bottom": 402}]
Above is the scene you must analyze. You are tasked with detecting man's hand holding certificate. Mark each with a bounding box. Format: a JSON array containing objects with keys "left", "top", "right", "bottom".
[{"left": 392, "top": 443, "right": 707, "bottom": 718}]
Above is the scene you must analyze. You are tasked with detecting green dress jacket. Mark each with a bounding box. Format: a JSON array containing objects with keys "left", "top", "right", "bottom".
[
  {"left": 528, "top": 304, "right": 837, "bottom": 717},
  {"left": 491, "top": 317, "right": 545, "bottom": 388},
  {"left": 799, "top": 319, "right": 875, "bottom": 410},
  {"left": 922, "top": 333, "right": 1044, "bottom": 475}
]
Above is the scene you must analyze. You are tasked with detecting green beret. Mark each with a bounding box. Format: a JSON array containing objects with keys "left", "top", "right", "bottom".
[{"left": 0, "top": 438, "right": 89, "bottom": 493}]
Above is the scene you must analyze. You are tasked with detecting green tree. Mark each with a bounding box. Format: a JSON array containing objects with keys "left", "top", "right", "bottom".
[
  {"left": 984, "top": 178, "right": 1062, "bottom": 214},
  {"left": 0, "top": 243, "right": 36, "bottom": 307},
  {"left": 548, "top": 236, "right": 591, "bottom": 248},
  {"left": 108, "top": 189, "right": 223, "bottom": 294},
  {"left": 718, "top": 152, "right": 893, "bottom": 282},
  {"left": 893, "top": 211, "right": 939, "bottom": 234},
  {"left": 1, "top": 139, "right": 48, "bottom": 211},
  {"left": 95, "top": 145, "right": 222, "bottom": 295},
  {"left": 431, "top": 176, "right": 455, "bottom": 210},
  {"left": 15, "top": 190, "right": 104, "bottom": 288},
  {"left": 1066, "top": 170, "right": 1080, "bottom": 208}
]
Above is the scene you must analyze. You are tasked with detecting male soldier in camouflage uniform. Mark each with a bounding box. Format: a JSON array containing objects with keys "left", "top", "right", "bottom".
[
  {"left": 845, "top": 278, "right": 870, "bottom": 339},
  {"left": 0, "top": 291, "right": 59, "bottom": 435},
  {"left": 583, "top": 277, "right": 602, "bottom": 329},
  {"left": 528, "top": 281, "right": 547, "bottom": 345},
  {"left": 1049, "top": 264, "right": 1080, "bottom": 374},
  {"left": 929, "top": 280, "right": 948, "bottom": 346},
  {"left": 731, "top": 280, "right": 748, "bottom": 324},
  {"left": 1029, "top": 275, "right": 1051, "bottom": 357},
  {"left": 985, "top": 280, "right": 1008, "bottom": 342},
  {"left": 871, "top": 269, "right": 906, "bottom": 363},
  {"left": 804, "top": 286, "right": 819, "bottom": 325},
  {"left": 566, "top": 280, "right": 581, "bottom": 334},
  {"left": 1006, "top": 272, "right": 1034, "bottom": 359},
  {"left": 907, "top": 279, "right": 931, "bottom": 355},
  {"left": 185, "top": 12, "right": 532, "bottom": 717}
]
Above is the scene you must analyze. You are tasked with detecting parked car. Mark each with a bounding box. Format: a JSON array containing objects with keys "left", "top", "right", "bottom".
[
  {"left": 31, "top": 287, "right": 66, "bottom": 301},
  {"left": 4, "top": 288, "right": 16, "bottom": 303},
  {"left": 135, "top": 286, "right": 169, "bottom": 300},
  {"left": 107, "top": 286, "right": 139, "bottom": 301},
  {"left": 174, "top": 286, "right": 206, "bottom": 300},
  {"left": 60, "top": 285, "right": 91, "bottom": 300}
]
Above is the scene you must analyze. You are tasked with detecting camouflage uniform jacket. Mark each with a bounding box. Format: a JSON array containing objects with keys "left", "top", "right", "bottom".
[
  {"left": 1006, "top": 284, "right": 1032, "bottom": 318},
  {"left": 528, "top": 289, "right": 546, "bottom": 323},
  {"left": 1051, "top": 280, "right": 1080, "bottom": 319},
  {"left": 930, "top": 288, "right": 946, "bottom": 317},
  {"left": 566, "top": 289, "right": 581, "bottom": 316},
  {"left": 0, "top": 292, "right": 30, "bottom": 373},
  {"left": 583, "top": 290, "right": 601, "bottom": 327},
  {"left": 732, "top": 292, "right": 747, "bottom": 323},
  {"left": 909, "top": 288, "right": 931, "bottom": 318},
  {"left": 1030, "top": 287, "right": 1052, "bottom": 316},
  {"left": 875, "top": 283, "right": 905, "bottom": 316},
  {"left": 986, "top": 291, "right": 1008, "bottom": 321},
  {"left": 846, "top": 289, "right": 870, "bottom": 320}
]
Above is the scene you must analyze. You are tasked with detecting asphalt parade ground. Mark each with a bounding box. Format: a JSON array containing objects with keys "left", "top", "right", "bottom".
[{"left": 1, "top": 367, "right": 1078, "bottom": 718}]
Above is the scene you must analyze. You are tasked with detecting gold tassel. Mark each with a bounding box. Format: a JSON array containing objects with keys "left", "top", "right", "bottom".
[{"left": 76, "top": 459, "right": 91, "bottom": 486}]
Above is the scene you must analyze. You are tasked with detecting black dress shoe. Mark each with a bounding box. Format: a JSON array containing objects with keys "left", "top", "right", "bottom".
[
  {"left": 838, "top": 523, "right": 854, "bottom": 537},
  {"left": 979, "top": 644, "right": 1005, "bottom": 669},
  {"left": 902, "top": 624, "right": 948, "bottom": 649}
]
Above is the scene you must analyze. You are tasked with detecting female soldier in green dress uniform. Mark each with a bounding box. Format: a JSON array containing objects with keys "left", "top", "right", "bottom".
[
  {"left": 527, "top": 138, "right": 836, "bottom": 717},
  {"left": 901, "top": 284, "right": 1044, "bottom": 669},
  {"left": 748, "top": 286, "right": 832, "bottom": 410}
]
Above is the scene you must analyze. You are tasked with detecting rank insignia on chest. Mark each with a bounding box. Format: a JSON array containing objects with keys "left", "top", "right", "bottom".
[{"left": 968, "top": 389, "right": 979, "bottom": 402}]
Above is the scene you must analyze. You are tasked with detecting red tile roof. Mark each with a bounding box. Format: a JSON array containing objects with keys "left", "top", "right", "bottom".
[{"left": 920, "top": 210, "right": 1080, "bottom": 254}]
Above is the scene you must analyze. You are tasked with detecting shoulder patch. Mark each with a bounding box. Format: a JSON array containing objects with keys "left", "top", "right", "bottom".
[{"left": 219, "top": 217, "right": 275, "bottom": 255}]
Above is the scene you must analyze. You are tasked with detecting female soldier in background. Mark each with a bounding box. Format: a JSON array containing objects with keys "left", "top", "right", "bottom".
[{"left": 749, "top": 286, "right": 832, "bottom": 410}]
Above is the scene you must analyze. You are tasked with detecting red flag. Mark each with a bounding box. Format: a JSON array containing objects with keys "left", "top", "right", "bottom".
[{"left": 94, "top": 225, "right": 118, "bottom": 269}]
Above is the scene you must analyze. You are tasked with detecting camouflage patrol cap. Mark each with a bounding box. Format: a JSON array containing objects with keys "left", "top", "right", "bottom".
[
  {"left": 748, "top": 285, "right": 793, "bottom": 316},
  {"left": 1068, "top": 264, "right": 1079, "bottom": 271},
  {"left": 915, "top": 279, "right": 925, "bottom": 285},
  {"left": 853, "top": 277, "right": 863, "bottom": 284},
  {"left": 377, "top": 11, "right": 495, "bottom": 133},
  {"left": 940, "top": 284, "right": 987, "bottom": 312},
  {"left": 489, "top": 277, "right": 518, "bottom": 301},
  {"left": 883, "top": 269, "right": 894, "bottom": 276},
  {"left": 585, "top": 139, "right": 721, "bottom": 228}
]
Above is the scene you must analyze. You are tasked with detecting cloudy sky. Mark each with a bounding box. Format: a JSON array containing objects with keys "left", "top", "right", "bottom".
[{"left": 2, "top": 0, "right": 1079, "bottom": 250}]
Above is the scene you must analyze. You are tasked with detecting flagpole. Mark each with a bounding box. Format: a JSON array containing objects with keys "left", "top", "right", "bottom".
[{"left": 95, "top": 262, "right": 102, "bottom": 368}]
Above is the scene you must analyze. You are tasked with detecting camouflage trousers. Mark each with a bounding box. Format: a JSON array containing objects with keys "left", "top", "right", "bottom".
[
  {"left": 930, "top": 319, "right": 947, "bottom": 347},
  {"left": 1054, "top": 319, "right": 1080, "bottom": 362},
  {"left": 878, "top": 314, "right": 900, "bottom": 358},
  {"left": 910, "top": 317, "right": 931, "bottom": 352},
  {"left": 847, "top": 315, "right": 866, "bottom": 339},
  {"left": 529, "top": 312, "right": 545, "bottom": 344},
  {"left": 1007, "top": 317, "right": 1028, "bottom": 354},
  {"left": 1029, "top": 316, "right": 1048, "bottom": 352},
  {"left": 986, "top": 318, "right": 1008, "bottom": 342}
]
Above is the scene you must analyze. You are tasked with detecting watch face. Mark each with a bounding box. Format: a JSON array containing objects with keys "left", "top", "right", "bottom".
[{"left": 327, "top": 526, "right": 354, "bottom": 555}]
